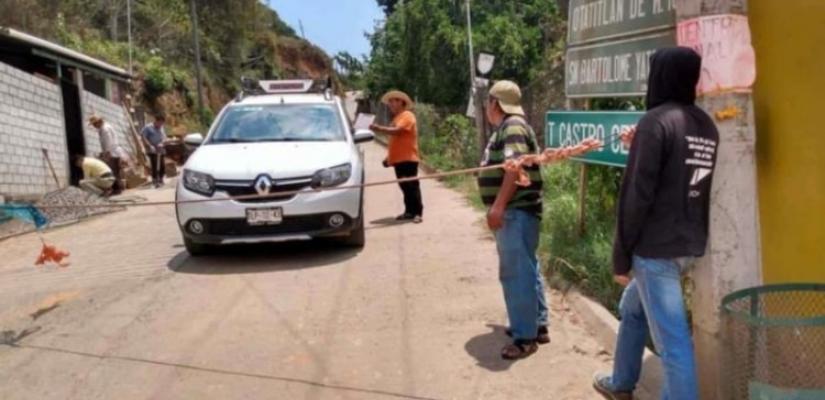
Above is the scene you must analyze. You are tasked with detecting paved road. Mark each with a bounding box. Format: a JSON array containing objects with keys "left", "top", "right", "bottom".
[{"left": 0, "top": 143, "right": 612, "bottom": 399}]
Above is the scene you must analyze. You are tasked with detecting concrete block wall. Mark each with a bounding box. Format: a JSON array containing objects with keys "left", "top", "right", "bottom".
[
  {"left": 81, "top": 90, "right": 137, "bottom": 158},
  {"left": 0, "top": 61, "right": 68, "bottom": 198}
]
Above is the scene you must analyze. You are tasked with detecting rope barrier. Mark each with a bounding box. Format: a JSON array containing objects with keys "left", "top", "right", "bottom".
[{"left": 1, "top": 134, "right": 624, "bottom": 211}]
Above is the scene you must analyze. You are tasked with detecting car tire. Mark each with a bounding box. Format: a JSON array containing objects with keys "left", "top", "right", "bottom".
[
  {"left": 184, "top": 237, "right": 212, "bottom": 256},
  {"left": 343, "top": 171, "right": 366, "bottom": 248}
]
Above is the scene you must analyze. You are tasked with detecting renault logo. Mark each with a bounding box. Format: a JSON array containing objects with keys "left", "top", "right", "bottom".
[{"left": 254, "top": 175, "right": 273, "bottom": 195}]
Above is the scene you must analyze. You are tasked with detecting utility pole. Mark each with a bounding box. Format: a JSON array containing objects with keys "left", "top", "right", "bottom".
[
  {"left": 189, "top": 0, "right": 205, "bottom": 116},
  {"left": 465, "top": 0, "right": 486, "bottom": 159},
  {"left": 127, "top": 0, "right": 132, "bottom": 75},
  {"left": 674, "top": 1, "right": 762, "bottom": 398},
  {"left": 299, "top": 20, "right": 306, "bottom": 39}
]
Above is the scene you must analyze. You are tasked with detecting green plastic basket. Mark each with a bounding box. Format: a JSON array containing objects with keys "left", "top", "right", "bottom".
[{"left": 721, "top": 284, "right": 825, "bottom": 399}]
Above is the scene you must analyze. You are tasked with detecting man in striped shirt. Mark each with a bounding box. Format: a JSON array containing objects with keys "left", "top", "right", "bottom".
[{"left": 478, "top": 80, "right": 548, "bottom": 359}]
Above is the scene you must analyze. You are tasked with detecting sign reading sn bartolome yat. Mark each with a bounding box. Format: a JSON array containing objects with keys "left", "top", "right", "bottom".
[{"left": 565, "top": 0, "right": 676, "bottom": 97}]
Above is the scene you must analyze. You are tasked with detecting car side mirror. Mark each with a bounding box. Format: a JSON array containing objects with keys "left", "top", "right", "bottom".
[
  {"left": 353, "top": 129, "right": 375, "bottom": 144},
  {"left": 184, "top": 133, "right": 204, "bottom": 146}
]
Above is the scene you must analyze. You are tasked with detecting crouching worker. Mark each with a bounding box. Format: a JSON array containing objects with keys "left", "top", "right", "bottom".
[{"left": 74, "top": 154, "right": 115, "bottom": 196}]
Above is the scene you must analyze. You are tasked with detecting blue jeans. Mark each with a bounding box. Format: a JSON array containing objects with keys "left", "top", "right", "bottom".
[
  {"left": 608, "top": 256, "right": 698, "bottom": 400},
  {"left": 494, "top": 208, "right": 549, "bottom": 340}
]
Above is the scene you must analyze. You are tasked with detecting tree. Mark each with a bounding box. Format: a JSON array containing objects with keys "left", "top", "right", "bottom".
[
  {"left": 377, "top": 0, "right": 401, "bottom": 15},
  {"left": 334, "top": 51, "right": 366, "bottom": 89},
  {"left": 366, "top": 0, "right": 565, "bottom": 108}
]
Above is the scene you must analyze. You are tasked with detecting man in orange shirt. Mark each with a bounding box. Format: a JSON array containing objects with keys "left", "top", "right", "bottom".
[{"left": 370, "top": 90, "right": 424, "bottom": 223}]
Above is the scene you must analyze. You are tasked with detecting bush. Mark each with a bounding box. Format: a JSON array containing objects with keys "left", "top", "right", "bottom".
[
  {"left": 542, "top": 162, "right": 625, "bottom": 312},
  {"left": 143, "top": 57, "right": 175, "bottom": 101}
]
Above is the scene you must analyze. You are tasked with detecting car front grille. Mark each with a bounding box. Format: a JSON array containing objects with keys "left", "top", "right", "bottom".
[
  {"left": 214, "top": 177, "right": 312, "bottom": 203},
  {"left": 202, "top": 213, "right": 352, "bottom": 236}
]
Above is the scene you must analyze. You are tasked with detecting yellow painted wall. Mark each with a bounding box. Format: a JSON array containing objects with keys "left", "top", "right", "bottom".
[{"left": 750, "top": 1, "right": 825, "bottom": 283}]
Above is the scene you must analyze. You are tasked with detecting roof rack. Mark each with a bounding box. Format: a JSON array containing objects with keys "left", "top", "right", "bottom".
[{"left": 235, "top": 77, "right": 334, "bottom": 102}]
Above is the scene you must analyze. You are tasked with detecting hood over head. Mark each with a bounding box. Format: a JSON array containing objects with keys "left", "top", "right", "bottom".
[{"left": 646, "top": 47, "right": 702, "bottom": 110}]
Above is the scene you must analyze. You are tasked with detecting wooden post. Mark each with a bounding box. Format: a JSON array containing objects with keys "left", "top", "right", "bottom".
[
  {"left": 577, "top": 163, "right": 588, "bottom": 236},
  {"left": 41, "top": 148, "right": 61, "bottom": 188},
  {"left": 576, "top": 98, "right": 592, "bottom": 237}
]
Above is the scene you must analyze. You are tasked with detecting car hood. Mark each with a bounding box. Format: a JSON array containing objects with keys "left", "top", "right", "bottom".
[{"left": 184, "top": 141, "right": 354, "bottom": 180}]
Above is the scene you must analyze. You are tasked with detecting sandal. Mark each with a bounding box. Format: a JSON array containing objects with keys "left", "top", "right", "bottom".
[
  {"left": 506, "top": 326, "right": 551, "bottom": 345},
  {"left": 501, "top": 339, "right": 538, "bottom": 360},
  {"left": 395, "top": 213, "right": 415, "bottom": 221}
]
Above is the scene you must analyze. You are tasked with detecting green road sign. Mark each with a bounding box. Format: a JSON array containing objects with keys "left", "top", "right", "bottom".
[
  {"left": 565, "top": 31, "right": 675, "bottom": 98},
  {"left": 568, "top": 0, "right": 676, "bottom": 46},
  {"left": 545, "top": 111, "right": 644, "bottom": 168}
]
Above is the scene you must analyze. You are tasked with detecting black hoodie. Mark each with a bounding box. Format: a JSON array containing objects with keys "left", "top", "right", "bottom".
[{"left": 612, "top": 47, "right": 720, "bottom": 275}]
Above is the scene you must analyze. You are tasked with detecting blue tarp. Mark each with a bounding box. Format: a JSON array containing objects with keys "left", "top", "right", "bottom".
[{"left": 0, "top": 204, "right": 49, "bottom": 229}]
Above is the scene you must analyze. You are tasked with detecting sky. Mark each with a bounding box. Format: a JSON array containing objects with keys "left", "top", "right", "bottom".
[{"left": 268, "top": 0, "right": 385, "bottom": 59}]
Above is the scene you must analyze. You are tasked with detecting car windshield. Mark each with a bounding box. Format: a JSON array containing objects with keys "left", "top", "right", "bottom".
[{"left": 209, "top": 104, "right": 345, "bottom": 143}]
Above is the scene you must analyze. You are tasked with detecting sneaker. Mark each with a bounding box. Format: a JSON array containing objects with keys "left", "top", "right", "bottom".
[
  {"left": 592, "top": 372, "right": 633, "bottom": 400},
  {"left": 413, "top": 215, "right": 423, "bottom": 224}
]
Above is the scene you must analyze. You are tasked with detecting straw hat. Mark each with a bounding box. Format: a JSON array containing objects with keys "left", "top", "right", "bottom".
[
  {"left": 381, "top": 90, "right": 414, "bottom": 110},
  {"left": 489, "top": 80, "right": 525, "bottom": 116}
]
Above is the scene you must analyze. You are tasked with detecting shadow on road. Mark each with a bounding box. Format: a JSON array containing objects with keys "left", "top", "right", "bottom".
[
  {"left": 167, "top": 240, "right": 361, "bottom": 275},
  {"left": 369, "top": 216, "right": 409, "bottom": 226},
  {"left": 464, "top": 324, "right": 516, "bottom": 372}
]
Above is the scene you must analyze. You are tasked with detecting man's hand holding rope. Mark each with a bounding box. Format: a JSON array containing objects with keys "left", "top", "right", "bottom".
[{"left": 503, "top": 138, "right": 604, "bottom": 187}]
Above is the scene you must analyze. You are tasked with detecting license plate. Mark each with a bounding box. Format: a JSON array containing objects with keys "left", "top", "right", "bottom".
[{"left": 246, "top": 207, "right": 283, "bottom": 225}]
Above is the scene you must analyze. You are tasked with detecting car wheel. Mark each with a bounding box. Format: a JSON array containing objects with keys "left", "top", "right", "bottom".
[{"left": 184, "top": 237, "right": 212, "bottom": 256}]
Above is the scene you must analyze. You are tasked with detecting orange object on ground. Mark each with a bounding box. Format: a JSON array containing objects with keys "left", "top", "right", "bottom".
[{"left": 35, "top": 243, "right": 70, "bottom": 267}]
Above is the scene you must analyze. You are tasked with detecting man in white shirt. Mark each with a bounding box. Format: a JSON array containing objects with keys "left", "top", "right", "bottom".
[{"left": 89, "top": 116, "right": 122, "bottom": 195}]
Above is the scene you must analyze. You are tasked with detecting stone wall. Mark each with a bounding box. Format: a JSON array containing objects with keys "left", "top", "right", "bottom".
[{"left": 0, "top": 61, "right": 68, "bottom": 198}]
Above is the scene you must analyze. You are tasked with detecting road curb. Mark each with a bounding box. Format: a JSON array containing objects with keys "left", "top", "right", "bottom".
[{"left": 566, "top": 288, "right": 664, "bottom": 398}]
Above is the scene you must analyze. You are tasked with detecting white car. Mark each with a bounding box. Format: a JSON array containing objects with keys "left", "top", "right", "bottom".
[{"left": 176, "top": 79, "right": 374, "bottom": 255}]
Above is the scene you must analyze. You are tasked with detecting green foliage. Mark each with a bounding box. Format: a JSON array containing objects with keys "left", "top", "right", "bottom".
[
  {"left": 0, "top": 0, "right": 332, "bottom": 123},
  {"left": 143, "top": 57, "right": 174, "bottom": 100},
  {"left": 334, "top": 51, "right": 367, "bottom": 90},
  {"left": 366, "top": 0, "right": 565, "bottom": 108},
  {"left": 542, "top": 162, "right": 625, "bottom": 312}
]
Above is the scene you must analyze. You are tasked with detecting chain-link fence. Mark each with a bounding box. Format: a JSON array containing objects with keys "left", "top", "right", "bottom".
[{"left": 721, "top": 284, "right": 825, "bottom": 399}]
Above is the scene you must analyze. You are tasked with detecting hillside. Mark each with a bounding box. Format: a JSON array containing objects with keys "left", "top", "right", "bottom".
[{"left": 0, "top": 0, "right": 336, "bottom": 134}]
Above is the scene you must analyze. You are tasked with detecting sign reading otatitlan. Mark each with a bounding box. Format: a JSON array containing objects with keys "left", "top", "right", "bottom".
[
  {"left": 568, "top": 0, "right": 676, "bottom": 46},
  {"left": 546, "top": 111, "right": 643, "bottom": 168}
]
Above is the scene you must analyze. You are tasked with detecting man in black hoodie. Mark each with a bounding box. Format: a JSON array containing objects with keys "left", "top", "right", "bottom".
[{"left": 593, "top": 47, "right": 718, "bottom": 400}]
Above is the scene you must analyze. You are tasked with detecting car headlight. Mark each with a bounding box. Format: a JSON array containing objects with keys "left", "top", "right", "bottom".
[
  {"left": 311, "top": 163, "right": 352, "bottom": 188},
  {"left": 183, "top": 169, "right": 215, "bottom": 196}
]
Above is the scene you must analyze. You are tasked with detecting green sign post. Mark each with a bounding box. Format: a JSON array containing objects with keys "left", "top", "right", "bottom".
[{"left": 545, "top": 111, "right": 644, "bottom": 168}]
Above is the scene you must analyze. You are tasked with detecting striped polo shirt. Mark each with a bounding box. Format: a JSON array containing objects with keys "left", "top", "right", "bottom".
[{"left": 477, "top": 116, "right": 543, "bottom": 217}]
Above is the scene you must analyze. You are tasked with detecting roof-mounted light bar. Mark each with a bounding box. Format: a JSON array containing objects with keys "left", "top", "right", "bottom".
[
  {"left": 259, "top": 79, "right": 314, "bottom": 94},
  {"left": 235, "top": 77, "right": 334, "bottom": 102}
]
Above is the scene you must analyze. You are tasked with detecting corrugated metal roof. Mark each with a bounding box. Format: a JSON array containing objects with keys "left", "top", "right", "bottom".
[{"left": 0, "top": 26, "right": 131, "bottom": 81}]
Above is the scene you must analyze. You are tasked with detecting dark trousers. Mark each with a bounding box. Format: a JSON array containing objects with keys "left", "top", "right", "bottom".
[
  {"left": 148, "top": 153, "right": 166, "bottom": 184},
  {"left": 393, "top": 162, "right": 423, "bottom": 217},
  {"left": 105, "top": 156, "right": 122, "bottom": 193}
]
